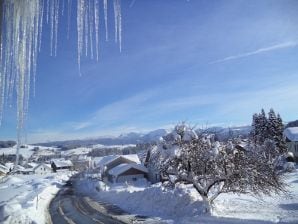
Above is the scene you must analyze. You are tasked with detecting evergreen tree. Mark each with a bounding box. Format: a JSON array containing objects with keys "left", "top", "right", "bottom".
[
  {"left": 251, "top": 108, "right": 287, "bottom": 156},
  {"left": 276, "top": 114, "right": 287, "bottom": 154}
]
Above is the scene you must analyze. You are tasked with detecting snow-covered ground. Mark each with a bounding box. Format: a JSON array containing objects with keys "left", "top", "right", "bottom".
[
  {"left": 0, "top": 144, "right": 58, "bottom": 159},
  {"left": 79, "top": 169, "right": 298, "bottom": 223},
  {"left": 213, "top": 170, "right": 298, "bottom": 223},
  {"left": 0, "top": 172, "right": 74, "bottom": 223}
]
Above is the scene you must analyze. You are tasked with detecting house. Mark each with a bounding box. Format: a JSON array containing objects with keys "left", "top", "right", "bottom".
[
  {"left": 11, "top": 165, "right": 34, "bottom": 175},
  {"left": 51, "top": 159, "right": 73, "bottom": 171},
  {"left": 108, "top": 163, "right": 148, "bottom": 183},
  {"left": 283, "top": 127, "right": 298, "bottom": 162},
  {"left": 33, "top": 163, "right": 52, "bottom": 175},
  {"left": 94, "top": 154, "right": 145, "bottom": 182},
  {"left": 96, "top": 154, "right": 141, "bottom": 176}
]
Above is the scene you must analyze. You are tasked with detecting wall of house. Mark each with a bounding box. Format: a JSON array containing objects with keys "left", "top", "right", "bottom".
[
  {"left": 34, "top": 165, "right": 52, "bottom": 175},
  {"left": 117, "top": 174, "right": 145, "bottom": 183},
  {"left": 287, "top": 141, "right": 298, "bottom": 162}
]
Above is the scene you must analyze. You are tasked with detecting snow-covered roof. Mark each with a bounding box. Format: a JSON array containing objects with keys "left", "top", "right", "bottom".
[
  {"left": 33, "top": 163, "right": 52, "bottom": 170},
  {"left": 51, "top": 159, "right": 73, "bottom": 167},
  {"left": 108, "top": 163, "right": 148, "bottom": 176},
  {"left": 97, "top": 154, "right": 141, "bottom": 168},
  {"left": 284, "top": 127, "right": 298, "bottom": 141}
]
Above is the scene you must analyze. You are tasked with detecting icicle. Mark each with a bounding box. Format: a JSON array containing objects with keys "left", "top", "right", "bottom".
[
  {"left": 61, "top": 0, "right": 65, "bottom": 16},
  {"left": 84, "top": 1, "right": 88, "bottom": 57},
  {"left": 89, "top": 0, "right": 94, "bottom": 59},
  {"left": 113, "top": 0, "right": 122, "bottom": 52},
  {"left": 103, "top": 0, "right": 108, "bottom": 41},
  {"left": 113, "top": 0, "right": 118, "bottom": 43},
  {"left": 77, "top": 0, "right": 84, "bottom": 75},
  {"left": 67, "top": 0, "right": 72, "bottom": 39},
  {"left": 46, "top": 0, "right": 50, "bottom": 24},
  {"left": 117, "top": 0, "right": 122, "bottom": 52},
  {"left": 94, "top": 0, "right": 100, "bottom": 61},
  {"left": 50, "top": 0, "right": 55, "bottom": 56},
  {"left": 0, "top": 0, "right": 43, "bottom": 168},
  {"left": 0, "top": 0, "right": 124, "bottom": 168},
  {"left": 38, "top": 0, "right": 44, "bottom": 53},
  {"left": 53, "top": 0, "right": 59, "bottom": 56}
]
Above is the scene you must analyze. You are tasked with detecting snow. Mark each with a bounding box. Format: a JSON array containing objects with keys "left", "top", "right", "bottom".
[
  {"left": 61, "top": 146, "right": 92, "bottom": 156},
  {"left": 213, "top": 170, "right": 298, "bottom": 223},
  {"left": 0, "top": 172, "right": 74, "bottom": 223},
  {"left": 108, "top": 163, "right": 148, "bottom": 176},
  {"left": 0, "top": 144, "right": 58, "bottom": 160},
  {"left": 95, "top": 154, "right": 141, "bottom": 169},
  {"left": 284, "top": 127, "right": 298, "bottom": 141},
  {"left": 78, "top": 167, "right": 298, "bottom": 224}
]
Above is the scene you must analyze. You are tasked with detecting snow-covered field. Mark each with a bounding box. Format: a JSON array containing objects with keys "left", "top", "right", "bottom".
[
  {"left": 0, "top": 172, "right": 74, "bottom": 223},
  {"left": 79, "top": 169, "right": 298, "bottom": 224},
  {"left": 0, "top": 145, "right": 58, "bottom": 159}
]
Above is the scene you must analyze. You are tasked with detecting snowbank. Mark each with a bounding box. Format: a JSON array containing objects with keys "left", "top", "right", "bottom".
[
  {"left": 77, "top": 167, "right": 298, "bottom": 223},
  {"left": 0, "top": 172, "right": 74, "bottom": 223},
  {"left": 79, "top": 180, "right": 204, "bottom": 222}
]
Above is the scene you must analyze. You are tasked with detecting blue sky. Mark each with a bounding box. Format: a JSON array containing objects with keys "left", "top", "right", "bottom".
[{"left": 1, "top": 0, "right": 298, "bottom": 143}]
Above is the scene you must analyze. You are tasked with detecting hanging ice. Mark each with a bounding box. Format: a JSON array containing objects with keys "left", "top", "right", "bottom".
[{"left": 0, "top": 0, "right": 123, "bottom": 168}]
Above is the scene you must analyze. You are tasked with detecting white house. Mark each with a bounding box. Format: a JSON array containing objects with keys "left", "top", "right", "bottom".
[
  {"left": 33, "top": 163, "right": 52, "bottom": 175},
  {"left": 108, "top": 163, "right": 148, "bottom": 183},
  {"left": 96, "top": 154, "right": 141, "bottom": 176},
  {"left": 284, "top": 127, "right": 298, "bottom": 162},
  {"left": 93, "top": 154, "right": 147, "bottom": 182}
]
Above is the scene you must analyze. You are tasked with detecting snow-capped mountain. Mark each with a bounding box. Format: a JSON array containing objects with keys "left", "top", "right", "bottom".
[{"left": 36, "top": 126, "right": 250, "bottom": 148}]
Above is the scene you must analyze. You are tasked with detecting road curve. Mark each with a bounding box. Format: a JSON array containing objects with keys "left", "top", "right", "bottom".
[{"left": 49, "top": 177, "right": 129, "bottom": 224}]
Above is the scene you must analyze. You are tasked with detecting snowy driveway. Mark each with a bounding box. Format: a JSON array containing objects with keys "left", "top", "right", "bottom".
[{"left": 49, "top": 177, "right": 127, "bottom": 224}]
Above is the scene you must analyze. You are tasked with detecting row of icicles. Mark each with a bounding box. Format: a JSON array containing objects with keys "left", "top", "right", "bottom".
[{"left": 0, "top": 0, "right": 122, "bottom": 167}]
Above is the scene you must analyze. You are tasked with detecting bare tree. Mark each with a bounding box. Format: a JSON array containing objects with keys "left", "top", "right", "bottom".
[{"left": 152, "top": 124, "right": 287, "bottom": 214}]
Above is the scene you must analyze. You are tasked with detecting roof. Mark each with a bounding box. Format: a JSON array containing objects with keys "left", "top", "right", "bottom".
[
  {"left": 284, "top": 127, "right": 298, "bottom": 141},
  {"left": 97, "top": 154, "right": 141, "bottom": 168},
  {"left": 33, "top": 163, "right": 52, "bottom": 170},
  {"left": 51, "top": 159, "right": 73, "bottom": 167},
  {"left": 108, "top": 163, "right": 148, "bottom": 176}
]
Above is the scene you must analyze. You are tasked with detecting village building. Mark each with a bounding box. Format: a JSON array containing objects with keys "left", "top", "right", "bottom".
[
  {"left": 284, "top": 127, "right": 298, "bottom": 162},
  {"left": 94, "top": 154, "right": 147, "bottom": 182},
  {"left": 11, "top": 165, "right": 34, "bottom": 175},
  {"left": 51, "top": 159, "right": 73, "bottom": 172},
  {"left": 108, "top": 163, "right": 148, "bottom": 183},
  {"left": 33, "top": 163, "right": 52, "bottom": 175}
]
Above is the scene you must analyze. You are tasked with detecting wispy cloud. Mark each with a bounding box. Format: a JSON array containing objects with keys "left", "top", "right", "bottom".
[{"left": 210, "top": 41, "right": 298, "bottom": 64}]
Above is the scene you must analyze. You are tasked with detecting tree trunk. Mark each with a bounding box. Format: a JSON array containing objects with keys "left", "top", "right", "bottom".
[{"left": 202, "top": 195, "right": 212, "bottom": 215}]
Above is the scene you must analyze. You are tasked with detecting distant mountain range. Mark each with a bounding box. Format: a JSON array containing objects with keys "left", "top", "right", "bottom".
[{"left": 36, "top": 126, "right": 251, "bottom": 149}]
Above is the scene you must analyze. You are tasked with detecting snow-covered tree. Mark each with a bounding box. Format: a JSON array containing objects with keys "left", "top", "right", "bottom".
[
  {"left": 250, "top": 109, "right": 287, "bottom": 157},
  {"left": 151, "top": 124, "right": 287, "bottom": 214}
]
